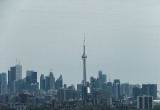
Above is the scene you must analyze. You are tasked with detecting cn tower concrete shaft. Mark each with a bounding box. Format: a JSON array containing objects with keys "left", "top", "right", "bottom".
[{"left": 82, "top": 43, "right": 87, "bottom": 86}]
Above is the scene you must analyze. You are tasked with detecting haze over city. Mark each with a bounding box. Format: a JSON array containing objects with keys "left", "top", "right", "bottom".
[{"left": 0, "top": 0, "right": 160, "bottom": 89}]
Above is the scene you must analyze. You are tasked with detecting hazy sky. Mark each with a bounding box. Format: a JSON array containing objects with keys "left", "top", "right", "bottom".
[{"left": 0, "top": 0, "right": 160, "bottom": 89}]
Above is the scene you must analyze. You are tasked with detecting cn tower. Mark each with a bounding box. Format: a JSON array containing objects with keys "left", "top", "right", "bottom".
[
  {"left": 82, "top": 36, "right": 87, "bottom": 86},
  {"left": 82, "top": 35, "right": 88, "bottom": 104}
]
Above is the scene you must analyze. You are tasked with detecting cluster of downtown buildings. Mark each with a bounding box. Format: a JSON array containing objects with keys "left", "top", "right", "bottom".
[
  {"left": 0, "top": 65, "right": 158, "bottom": 109},
  {"left": 0, "top": 43, "right": 159, "bottom": 110}
]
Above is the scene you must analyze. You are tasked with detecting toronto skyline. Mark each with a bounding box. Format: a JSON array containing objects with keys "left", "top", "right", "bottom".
[{"left": 0, "top": 0, "right": 160, "bottom": 90}]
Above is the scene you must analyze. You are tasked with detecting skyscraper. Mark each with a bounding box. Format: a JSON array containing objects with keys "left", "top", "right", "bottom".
[
  {"left": 26, "top": 70, "right": 34, "bottom": 85},
  {"left": 45, "top": 76, "right": 50, "bottom": 91},
  {"left": 8, "top": 63, "right": 22, "bottom": 94},
  {"left": 82, "top": 37, "right": 88, "bottom": 104},
  {"left": 30, "top": 71, "right": 37, "bottom": 83},
  {"left": 133, "top": 86, "right": 142, "bottom": 100},
  {"left": 15, "top": 64, "right": 22, "bottom": 80},
  {"left": 142, "top": 84, "right": 157, "bottom": 100},
  {"left": 14, "top": 79, "right": 26, "bottom": 94},
  {"left": 49, "top": 71, "right": 55, "bottom": 90},
  {"left": 0, "top": 72, "right": 7, "bottom": 94},
  {"left": 40, "top": 74, "right": 45, "bottom": 90},
  {"left": 120, "top": 83, "right": 129, "bottom": 98},
  {"left": 8, "top": 67, "right": 16, "bottom": 93},
  {"left": 98, "top": 71, "right": 107, "bottom": 89},
  {"left": 55, "top": 75, "right": 63, "bottom": 90},
  {"left": 26, "top": 70, "right": 34, "bottom": 77},
  {"left": 26, "top": 70, "right": 37, "bottom": 84},
  {"left": 113, "top": 79, "right": 120, "bottom": 100},
  {"left": 106, "top": 81, "right": 113, "bottom": 98},
  {"left": 90, "top": 77, "right": 97, "bottom": 94},
  {"left": 77, "top": 84, "right": 82, "bottom": 99}
]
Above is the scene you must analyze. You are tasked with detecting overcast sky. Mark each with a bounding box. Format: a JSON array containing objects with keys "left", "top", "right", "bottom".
[{"left": 0, "top": 0, "right": 160, "bottom": 89}]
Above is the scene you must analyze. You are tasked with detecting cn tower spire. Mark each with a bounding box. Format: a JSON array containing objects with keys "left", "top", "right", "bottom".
[
  {"left": 82, "top": 33, "right": 87, "bottom": 86},
  {"left": 83, "top": 33, "right": 85, "bottom": 45},
  {"left": 83, "top": 33, "right": 86, "bottom": 54}
]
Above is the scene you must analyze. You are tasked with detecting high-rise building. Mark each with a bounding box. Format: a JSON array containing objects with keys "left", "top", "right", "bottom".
[
  {"left": 45, "top": 76, "right": 50, "bottom": 91},
  {"left": 49, "top": 72, "right": 55, "bottom": 90},
  {"left": 55, "top": 75, "right": 63, "bottom": 90},
  {"left": 77, "top": 84, "right": 82, "bottom": 99},
  {"left": 64, "top": 84, "right": 67, "bottom": 89},
  {"left": 142, "top": 84, "right": 157, "bottom": 100},
  {"left": 90, "top": 77, "right": 97, "bottom": 94},
  {"left": 106, "top": 81, "right": 113, "bottom": 98},
  {"left": 8, "top": 64, "right": 22, "bottom": 93},
  {"left": 26, "top": 70, "right": 34, "bottom": 77},
  {"left": 91, "top": 88, "right": 111, "bottom": 105},
  {"left": 15, "top": 64, "right": 22, "bottom": 80},
  {"left": 66, "top": 89, "right": 77, "bottom": 101},
  {"left": 98, "top": 71, "right": 107, "bottom": 89},
  {"left": 8, "top": 67, "right": 16, "bottom": 93},
  {"left": 30, "top": 71, "right": 37, "bottom": 83},
  {"left": 133, "top": 86, "right": 142, "bottom": 100},
  {"left": 150, "top": 84, "right": 157, "bottom": 100},
  {"left": 57, "top": 89, "right": 66, "bottom": 102},
  {"left": 30, "top": 83, "right": 39, "bottom": 92},
  {"left": 26, "top": 70, "right": 34, "bottom": 85},
  {"left": 40, "top": 74, "right": 45, "bottom": 90},
  {"left": 98, "top": 71, "right": 106, "bottom": 83},
  {"left": 113, "top": 79, "right": 120, "bottom": 100},
  {"left": 26, "top": 76, "right": 31, "bottom": 85},
  {"left": 120, "top": 83, "right": 129, "bottom": 98},
  {"left": 102, "top": 74, "right": 107, "bottom": 83},
  {"left": 137, "top": 96, "right": 153, "bottom": 109},
  {"left": 25, "top": 70, "right": 38, "bottom": 92},
  {"left": 68, "top": 84, "right": 75, "bottom": 90},
  {"left": 0, "top": 73, "right": 7, "bottom": 94},
  {"left": 14, "top": 79, "right": 26, "bottom": 94}
]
